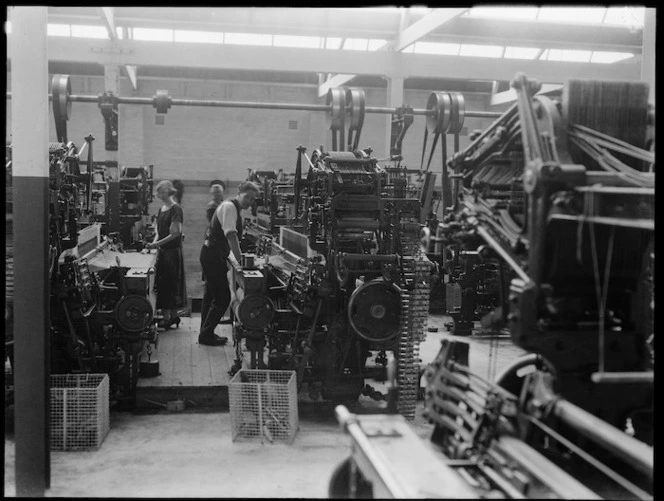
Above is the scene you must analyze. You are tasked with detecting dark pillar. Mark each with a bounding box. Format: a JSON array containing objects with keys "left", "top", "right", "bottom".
[{"left": 10, "top": 6, "right": 50, "bottom": 496}]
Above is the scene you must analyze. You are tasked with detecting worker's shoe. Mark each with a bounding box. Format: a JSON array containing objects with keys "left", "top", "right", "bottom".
[{"left": 198, "top": 334, "right": 228, "bottom": 346}]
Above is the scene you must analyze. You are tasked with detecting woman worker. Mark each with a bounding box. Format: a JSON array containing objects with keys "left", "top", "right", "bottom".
[{"left": 146, "top": 180, "right": 187, "bottom": 330}]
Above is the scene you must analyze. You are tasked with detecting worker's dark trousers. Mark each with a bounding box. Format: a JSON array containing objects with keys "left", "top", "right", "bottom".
[{"left": 199, "top": 245, "right": 231, "bottom": 337}]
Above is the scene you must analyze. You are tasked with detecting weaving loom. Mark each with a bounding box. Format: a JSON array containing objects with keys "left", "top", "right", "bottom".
[{"left": 330, "top": 75, "right": 654, "bottom": 499}]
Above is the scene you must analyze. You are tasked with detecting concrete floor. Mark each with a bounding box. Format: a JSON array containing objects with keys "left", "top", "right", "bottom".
[{"left": 4, "top": 315, "right": 526, "bottom": 498}]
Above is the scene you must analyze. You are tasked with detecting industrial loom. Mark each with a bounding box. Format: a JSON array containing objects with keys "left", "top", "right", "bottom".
[
  {"left": 229, "top": 87, "right": 433, "bottom": 419},
  {"left": 5, "top": 76, "right": 160, "bottom": 409},
  {"left": 329, "top": 74, "right": 654, "bottom": 498}
]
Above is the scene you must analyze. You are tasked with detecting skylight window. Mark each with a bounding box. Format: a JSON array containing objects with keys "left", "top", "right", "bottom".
[
  {"left": 225, "top": 32, "right": 272, "bottom": 46},
  {"left": 343, "top": 38, "right": 369, "bottom": 51},
  {"left": 464, "top": 6, "right": 644, "bottom": 28},
  {"left": 466, "top": 7, "right": 539, "bottom": 20},
  {"left": 368, "top": 39, "right": 388, "bottom": 51},
  {"left": 174, "top": 30, "right": 223, "bottom": 44},
  {"left": 71, "top": 25, "right": 109, "bottom": 39},
  {"left": 273, "top": 35, "right": 321, "bottom": 49},
  {"left": 545, "top": 49, "right": 592, "bottom": 63},
  {"left": 413, "top": 42, "right": 459, "bottom": 55},
  {"left": 604, "top": 7, "right": 645, "bottom": 28},
  {"left": 504, "top": 46, "right": 541, "bottom": 60},
  {"left": 537, "top": 7, "right": 606, "bottom": 24},
  {"left": 133, "top": 27, "right": 173, "bottom": 42},
  {"left": 47, "top": 24, "right": 71, "bottom": 37},
  {"left": 459, "top": 44, "right": 503, "bottom": 58},
  {"left": 590, "top": 51, "right": 634, "bottom": 64},
  {"left": 325, "top": 37, "right": 342, "bottom": 50}
]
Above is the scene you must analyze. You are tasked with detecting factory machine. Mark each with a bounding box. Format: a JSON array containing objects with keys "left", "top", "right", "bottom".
[
  {"left": 230, "top": 88, "right": 433, "bottom": 419},
  {"left": 247, "top": 167, "right": 297, "bottom": 234},
  {"left": 106, "top": 163, "right": 155, "bottom": 250},
  {"left": 6, "top": 80, "right": 161, "bottom": 409},
  {"left": 329, "top": 74, "right": 654, "bottom": 498}
]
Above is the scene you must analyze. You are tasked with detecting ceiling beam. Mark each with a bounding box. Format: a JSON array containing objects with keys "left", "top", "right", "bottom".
[
  {"left": 46, "top": 7, "right": 643, "bottom": 55},
  {"left": 125, "top": 64, "right": 138, "bottom": 91},
  {"left": 395, "top": 8, "right": 468, "bottom": 51},
  {"left": 99, "top": 7, "right": 117, "bottom": 40},
  {"left": 318, "top": 73, "right": 357, "bottom": 97},
  {"left": 490, "top": 83, "right": 564, "bottom": 106},
  {"left": 98, "top": 7, "right": 138, "bottom": 91},
  {"left": 317, "top": 7, "right": 466, "bottom": 97},
  {"left": 36, "top": 37, "right": 641, "bottom": 84}
]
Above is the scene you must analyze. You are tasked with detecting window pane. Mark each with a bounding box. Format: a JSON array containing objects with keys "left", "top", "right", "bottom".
[
  {"left": 174, "top": 30, "right": 223, "bottom": 44},
  {"left": 71, "top": 25, "right": 109, "bottom": 39},
  {"left": 115, "top": 26, "right": 123, "bottom": 39},
  {"left": 273, "top": 35, "right": 320, "bottom": 49},
  {"left": 368, "top": 39, "right": 388, "bottom": 51},
  {"left": 538, "top": 7, "right": 606, "bottom": 24},
  {"left": 5, "top": 21, "right": 11, "bottom": 34},
  {"left": 47, "top": 23, "right": 71, "bottom": 37},
  {"left": 343, "top": 38, "right": 368, "bottom": 51},
  {"left": 546, "top": 49, "right": 591, "bottom": 62},
  {"left": 225, "top": 32, "right": 272, "bottom": 46},
  {"left": 604, "top": 7, "right": 645, "bottom": 27},
  {"left": 413, "top": 42, "right": 459, "bottom": 55},
  {"left": 590, "top": 51, "right": 634, "bottom": 64},
  {"left": 466, "top": 7, "right": 539, "bottom": 20},
  {"left": 325, "top": 37, "right": 342, "bottom": 49},
  {"left": 133, "top": 27, "right": 173, "bottom": 42},
  {"left": 459, "top": 44, "right": 503, "bottom": 58},
  {"left": 504, "top": 46, "right": 540, "bottom": 59}
]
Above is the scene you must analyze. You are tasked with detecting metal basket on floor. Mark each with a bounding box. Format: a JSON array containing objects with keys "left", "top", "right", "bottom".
[
  {"left": 229, "top": 369, "right": 298, "bottom": 444},
  {"left": 50, "top": 373, "right": 110, "bottom": 451}
]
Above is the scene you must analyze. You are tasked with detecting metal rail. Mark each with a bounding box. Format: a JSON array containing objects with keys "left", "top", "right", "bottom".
[{"left": 5, "top": 91, "right": 502, "bottom": 118}]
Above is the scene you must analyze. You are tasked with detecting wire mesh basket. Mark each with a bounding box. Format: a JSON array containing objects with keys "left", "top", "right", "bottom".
[
  {"left": 50, "top": 373, "right": 110, "bottom": 451},
  {"left": 229, "top": 369, "right": 298, "bottom": 444}
]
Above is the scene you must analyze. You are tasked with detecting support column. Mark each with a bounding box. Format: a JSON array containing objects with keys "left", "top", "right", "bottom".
[
  {"left": 385, "top": 76, "right": 404, "bottom": 158},
  {"left": 641, "top": 8, "right": 655, "bottom": 106},
  {"left": 10, "top": 6, "right": 50, "bottom": 496},
  {"left": 104, "top": 64, "right": 120, "bottom": 99}
]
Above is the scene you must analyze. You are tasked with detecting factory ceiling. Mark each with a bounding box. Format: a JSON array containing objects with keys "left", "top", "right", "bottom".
[{"left": 8, "top": 7, "right": 649, "bottom": 99}]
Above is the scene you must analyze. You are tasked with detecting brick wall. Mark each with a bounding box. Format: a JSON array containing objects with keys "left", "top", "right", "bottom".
[{"left": 7, "top": 73, "right": 504, "bottom": 183}]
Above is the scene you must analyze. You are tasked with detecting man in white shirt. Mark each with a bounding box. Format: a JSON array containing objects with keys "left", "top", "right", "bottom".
[{"left": 198, "top": 181, "right": 259, "bottom": 346}]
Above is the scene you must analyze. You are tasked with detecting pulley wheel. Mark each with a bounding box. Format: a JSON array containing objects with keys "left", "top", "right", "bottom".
[
  {"left": 51, "top": 74, "right": 72, "bottom": 122},
  {"left": 235, "top": 294, "right": 275, "bottom": 330},
  {"left": 114, "top": 294, "right": 154, "bottom": 332},
  {"left": 345, "top": 87, "right": 366, "bottom": 131},
  {"left": 449, "top": 92, "right": 466, "bottom": 134},
  {"left": 326, "top": 88, "right": 346, "bottom": 131},
  {"left": 348, "top": 280, "right": 402, "bottom": 342},
  {"left": 426, "top": 91, "right": 452, "bottom": 134},
  {"left": 51, "top": 74, "right": 72, "bottom": 142}
]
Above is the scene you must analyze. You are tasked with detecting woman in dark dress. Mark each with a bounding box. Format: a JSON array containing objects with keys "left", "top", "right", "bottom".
[{"left": 146, "top": 180, "right": 187, "bottom": 329}]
